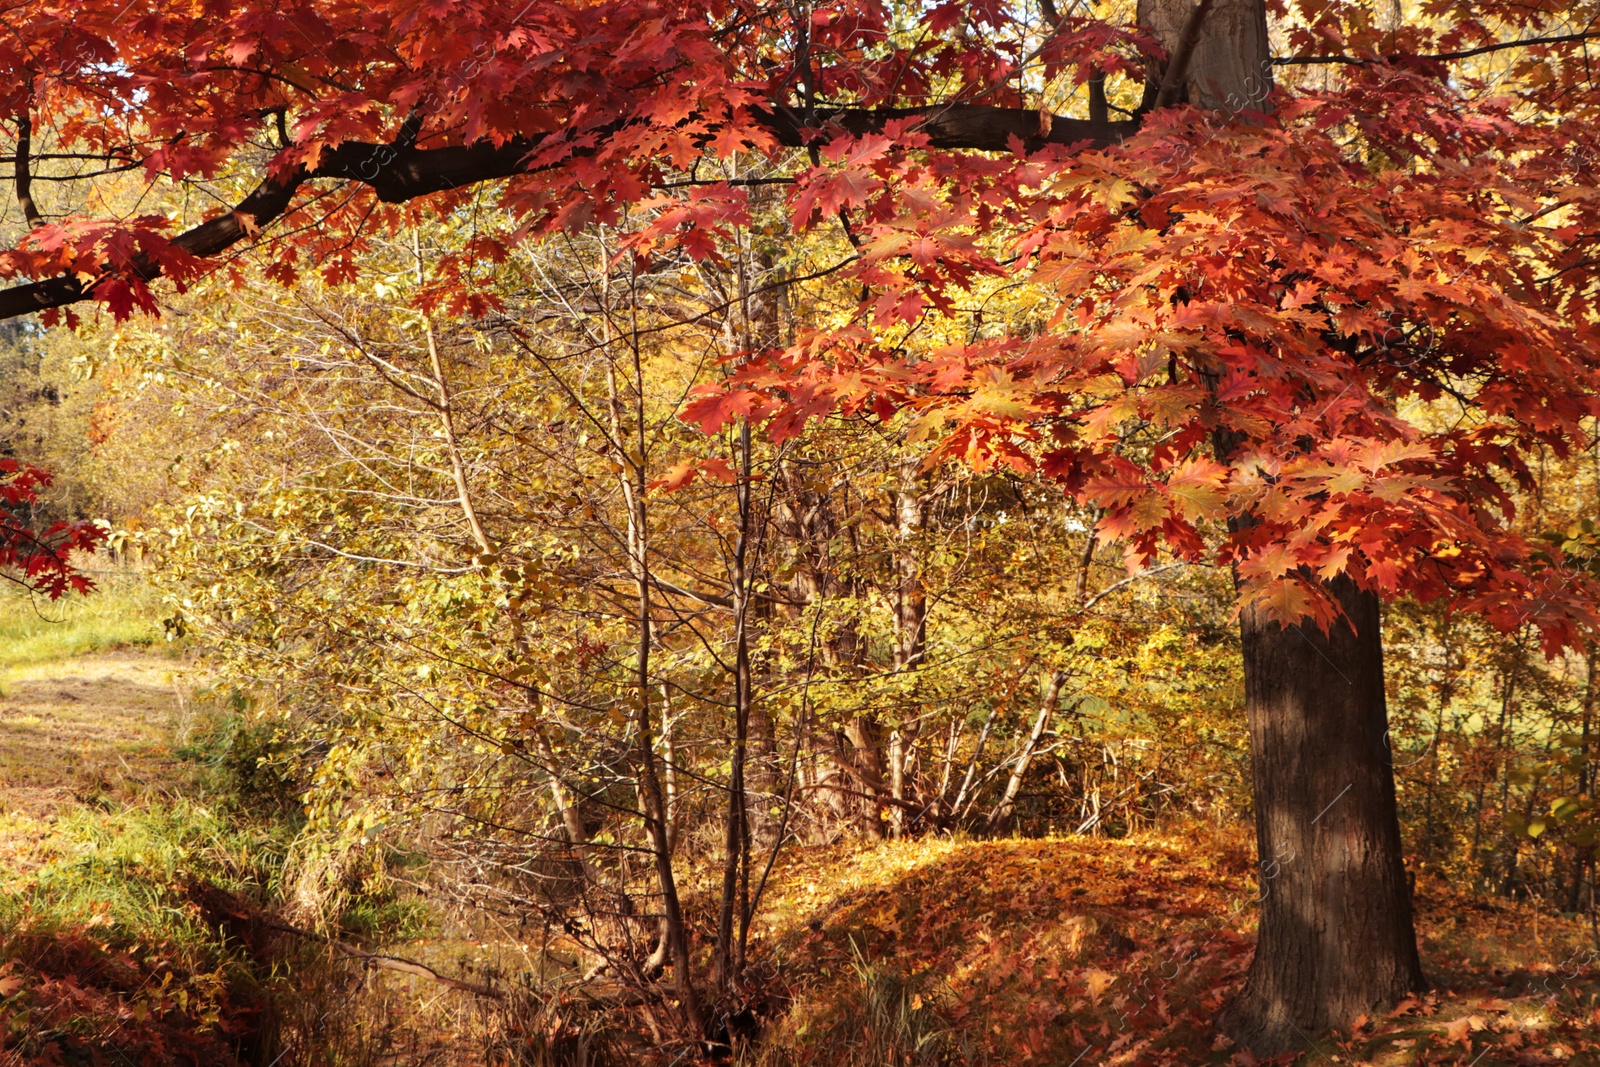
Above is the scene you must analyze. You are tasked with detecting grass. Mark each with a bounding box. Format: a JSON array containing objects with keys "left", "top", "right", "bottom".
[
  {"left": 0, "top": 565, "right": 173, "bottom": 686},
  {"left": 0, "top": 587, "right": 275, "bottom": 1063},
  {"left": 0, "top": 572, "right": 458, "bottom": 1066},
  {"left": 0, "top": 571, "right": 279, "bottom": 1064},
  {"left": 0, "top": 796, "right": 293, "bottom": 1066},
  {"left": 2, "top": 799, "right": 291, "bottom": 937}
]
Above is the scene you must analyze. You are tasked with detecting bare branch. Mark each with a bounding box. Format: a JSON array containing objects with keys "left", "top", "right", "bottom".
[
  {"left": 1081, "top": 562, "right": 1189, "bottom": 611},
  {"left": 13, "top": 112, "right": 42, "bottom": 229},
  {"left": 1275, "top": 29, "right": 1600, "bottom": 66}
]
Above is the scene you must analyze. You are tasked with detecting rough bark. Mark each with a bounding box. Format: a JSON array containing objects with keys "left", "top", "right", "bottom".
[
  {"left": 892, "top": 464, "right": 929, "bottom": 673},
  {"left": 1138, "top": 0, "right": 1272, "bottom": 113},
  {"left": 1224, "top": 577, "right": 1426, "bottom": 1052},
  {"left": 1132, "top": 0, "right": 1427, "bottom": 1049},
  {"left": 888, "top": 461, "right": 928, "bottom": 837},
  {"left": 741, "top": 240, "right": 782, "bottom": 843},
  {"left": 773, "top": 461, "right": 890, "bottom": 837}
]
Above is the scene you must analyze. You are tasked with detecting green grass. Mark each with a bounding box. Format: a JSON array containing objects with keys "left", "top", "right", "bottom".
[
  {"left": 0, "top": 797, "right": 291, "bottom": 941},
  {"left": 0, "top": 567, "right": 172, "bottom": 680},
  {"left": 0, "top": 796, "right": 286, "bottom": 1067},
  {"left": 0, "top": 568, "right": 450, "bottom": 1066}
]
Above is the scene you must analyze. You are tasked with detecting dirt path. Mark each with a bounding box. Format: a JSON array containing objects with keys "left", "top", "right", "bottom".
[{"left": 0, "top": 653, "right": 188, "bottom": 860}]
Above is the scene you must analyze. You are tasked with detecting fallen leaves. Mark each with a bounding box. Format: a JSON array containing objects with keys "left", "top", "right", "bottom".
[{"left": 746, "top": 833, "right": 1600, "bottom": 1066}]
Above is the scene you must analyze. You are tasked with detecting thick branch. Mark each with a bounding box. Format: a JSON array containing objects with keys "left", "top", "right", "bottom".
[
  {"left": 13, "top": 113, "right": 43, "bottom": 229},
  {"left": 0, "top": 103, "right": 1137, "bottom": 322},
  {"left": 0, "top": 163, "right": 306, "bottom": 319},
  {"left": 1088, "top": 74, "right": 1109, "bottom": 124},
  {"left": 1154, "top": 0, "right": 1217, "bottom": 110},
  {"left": 760, "top": 104, "right": 1135, "bottom": 153}
]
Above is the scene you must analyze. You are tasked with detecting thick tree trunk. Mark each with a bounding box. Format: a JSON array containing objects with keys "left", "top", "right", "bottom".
[
  {"left": 1129, "top": 0, "right": 1427, "bottom": 1050},
  {"left": 1138, "top": 0, "right": 1272, "bottom": 112},
  {"left": 1225, "top": 577, "right": 1426, "bottom": 1052}
]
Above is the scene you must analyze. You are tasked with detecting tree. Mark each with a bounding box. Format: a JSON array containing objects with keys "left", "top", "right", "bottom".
[
  {"left": 0, "top": 457, "right": 103, "bottom": 599},
  {"left": 4, "top": 0, "right": 1599, "bottom": 1052}
]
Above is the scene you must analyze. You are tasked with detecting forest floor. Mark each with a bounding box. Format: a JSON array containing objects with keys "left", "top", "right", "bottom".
[
  {"left": 748, "top": 836, "right": 1600, "bottom": 1065},
  {"left": 2, "top": 615, "right": 1600, "bottom": 1064},
  {"left": 0, "top": 583, "right": 298, "bottom": 1067},
  {"left": 0, "top": 652, "right": 188, "bottom": 861}
]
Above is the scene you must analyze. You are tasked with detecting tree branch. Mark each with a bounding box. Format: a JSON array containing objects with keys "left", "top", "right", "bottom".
[
  {"left": 1155, "top": 0, "right": 1218, "bottom": 110},
  {"left": 1275, "top": 30, "right": 1600, "bottom": 66},
  {"left": 1081, "top": 562, "right": 1189, "bottom": 611},
  {"left": 13, "top": 113, "right": 43, "bottom": 229},
  {"left": 1088, "top": 73, "right": 1109, "bottom": 124},
  {"left": 0, "top": 103, "right": 1138, "bottom": 322}
]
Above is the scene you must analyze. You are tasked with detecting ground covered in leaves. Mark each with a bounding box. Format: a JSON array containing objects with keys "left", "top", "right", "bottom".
[
  {"left": 4, "top": 651, "right": 1599, "bottom": 1065},
  {"left": 748, "top": 835, "right": 1600, "bottom": 1066}
]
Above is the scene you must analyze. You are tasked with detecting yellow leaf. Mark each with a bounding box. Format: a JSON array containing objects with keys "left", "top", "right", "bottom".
[{"left": 1084, "top": 968, "right": 1116, "bottom": 1001}]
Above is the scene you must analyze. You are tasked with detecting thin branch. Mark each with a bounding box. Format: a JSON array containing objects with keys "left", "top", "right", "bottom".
[
  {"left": 1275, "top": 30, "right": 1600, "bottom": 66},
  {"left": 1080, "top": 561, "right": 1189, "bottom": 611},
  {"left": 265, "top": 918, "right": 504, "bottom": 999}
]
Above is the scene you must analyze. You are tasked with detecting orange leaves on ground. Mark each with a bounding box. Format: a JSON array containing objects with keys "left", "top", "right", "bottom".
[
  {"left": 752, "top": 835, "right": 1258, "bottom": 1065},
  {"left": 754, "top": 836, "right": 1600, "bottom": 1066},
  {"left": 0, "top": 920, "right": 256, "bottom": 1066}
]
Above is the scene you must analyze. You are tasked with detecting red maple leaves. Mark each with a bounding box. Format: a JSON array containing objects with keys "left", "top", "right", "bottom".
[
  {"left": 6, "top": 0, "right": 1600, "bottom": 644},
  {"left": 0, "top": 460, "right": 105, "bottom": 599},
  {"left": 695, "top": 69, "right": 1600, "bottom": 644}
]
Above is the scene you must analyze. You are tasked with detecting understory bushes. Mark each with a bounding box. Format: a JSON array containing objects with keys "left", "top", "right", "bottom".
[{"left": 0, "top": 679, "right": 445, "bottom": 1067}]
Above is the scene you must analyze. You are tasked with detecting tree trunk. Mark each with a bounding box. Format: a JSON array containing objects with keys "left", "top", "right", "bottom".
[
  {"left": 741, "top": 236, "right": 781, "bottom": 845},
  {"left": 1137, "top": 0, "right": 1272, "bottom": 113},
  {"left": 1130, "top": 0, "right": 1427, "bottom": 1049},
  {"left": 1569, "top": 646, "right": 1596, "bottom": 912},
  {"left": 601, "top": 249, "right": 702, "bottom": 1037},
  {"left": 713, "top": 418, "right": 756, "bottom": 993},
  {"left": 889, "top": 460, "right": 928, "bottom": 837},
  {"left": 987, "top": 670, "right": 1067, "bottom": 834},
  {"left": 842, "top": 716, "right": 889, "bottom": 839},
  {"left": 1224, "top": 577, "right": 1426, "bottom": 1052},
  {"left": 892, "top": 462, "right": 928, "bottom": 672}
]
